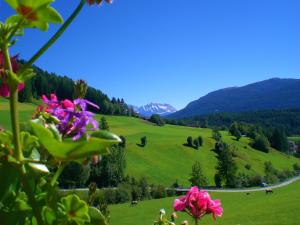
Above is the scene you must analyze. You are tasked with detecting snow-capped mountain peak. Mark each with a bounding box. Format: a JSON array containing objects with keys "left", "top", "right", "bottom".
[{"left": 133, "top": 103, "right": 177, "bottom": 117}]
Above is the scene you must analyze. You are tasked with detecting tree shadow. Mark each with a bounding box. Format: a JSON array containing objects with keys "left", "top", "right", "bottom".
[
  {"left": 182, "top": 143, "right": 199, "bottom": 150},
  {"left": 136, "top": 143, "right": 145, "bottom": 148}
]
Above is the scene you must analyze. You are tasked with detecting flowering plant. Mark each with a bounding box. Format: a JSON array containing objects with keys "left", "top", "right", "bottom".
[
  {"left": 173, "top": 187, "right": 223, "bottom": 225},
  {"left": 0, "top": 0, "right": 118, "bottom": 225}
]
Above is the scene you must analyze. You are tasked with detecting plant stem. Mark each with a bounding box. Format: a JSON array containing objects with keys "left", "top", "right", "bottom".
[
  {"left": 51, "top": 164, "right": 66, "bottom": 187},
  {"left": 21, "top": 169, "right": 44, "bottom": 225},
  {"left": 25, "top": 0, "right": 86, "bottom": 68},
  {"left": 1, "top": 45, "right": 23, "bottom": 161},
  {"left": 194, "top": 218, "right": 199, "bottom": 225},
  {"left": 2, "top": 46, "right": 43, "bottom": 224}
]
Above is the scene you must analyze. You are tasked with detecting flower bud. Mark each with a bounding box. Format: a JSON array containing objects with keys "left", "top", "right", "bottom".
[
  {"left": 181, "top": 221, "right": 189, "bottom": 225},
  {"left": 74, "top": 79, "right": 88, "bottom": 99}
]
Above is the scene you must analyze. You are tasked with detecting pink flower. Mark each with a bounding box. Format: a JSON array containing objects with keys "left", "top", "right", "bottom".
[
  {"left": 0, "top": 52, "right": 24, "bottom": 97},
  {"left": 61, "top": 99, "right": 74, "bottom": 110},
  {"left": 173, "top": 186, "right": 223, "bottom": 220}
]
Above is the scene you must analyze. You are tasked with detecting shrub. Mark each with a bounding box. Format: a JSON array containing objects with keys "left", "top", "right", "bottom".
[
  {"left": 149, "top": 114, "right": 165, "bottom": 126},
  {"left": 141, "top": 136, "right": 147, "bottom": 147},
  {"left": 151, "top": 185, "right": 166, "bottom": 199},
  {"left": 248, "top": 175, "right": 263, "bottom": 187},
  {"left": 115, "top": 185, "right": 131, "bottom": 203},
  {"left": 252, "top": 135, "right": 270, "bottom": 153},
  {"left": 245, "top": 164, "right": 252, "bottom": 170},
  {"left": 103, "top": 189, "right": 116, "bottom": 204},
  {"left": 187, "top": 136, "right": 193, "bottom": 147},
  {"left": 197, "top": 136, "right": 203, "bottom": 146},
  {"left": 293, "top": 163, "right": 300, "bottom": 175}
]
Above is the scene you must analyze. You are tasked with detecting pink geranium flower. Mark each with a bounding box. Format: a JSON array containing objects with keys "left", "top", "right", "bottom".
[
  {"left": 0, "top": 51, "right": 24, "bottom": 97},
  {"left": 173, "top": 186, "right": 223, "bottom": 221}
]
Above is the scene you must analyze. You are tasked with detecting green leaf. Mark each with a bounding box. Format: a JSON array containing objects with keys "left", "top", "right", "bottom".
[
  {"left": 31, "top": 122, "right": 120, "bottom": 161},
  {"left": 42, "top": 206, "right": 56, "bottom": 225},
  {"left": 60, "top": 195, "right": 90, "bottom": 225},
  {"left": 5, "top": 0, "right": 63, "bottom": 31},
  {"left": 87, "top": 207, "right": 108, "bottom": 225},
  {"left": 39, "top": 7, "right": 63, "bottom": 24},
  {"left": 20, "top": 131, "right": 39, "bottom": 153}
]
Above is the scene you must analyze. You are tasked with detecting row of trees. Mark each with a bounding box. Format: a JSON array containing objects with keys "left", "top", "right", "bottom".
[
  {"left": 165, "top": 109, "right": 300, "bottom": 136},
  {"left": 18, "top": 60, "right": 138, "bottom": 117},
  {"left": 228, "top": 122, "right": 289, "bottom": 153}
]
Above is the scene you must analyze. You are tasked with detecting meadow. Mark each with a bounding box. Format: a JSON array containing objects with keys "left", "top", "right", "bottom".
[
  {"left": 109, "top": 180, "right": 300, "bottom": 225},
  {"left": 0, "top": 98, "right": 299, "bottom": 186}
]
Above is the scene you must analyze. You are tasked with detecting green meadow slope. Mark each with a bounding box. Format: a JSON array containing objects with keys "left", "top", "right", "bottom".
[
  {"left": 109, "top": 180, "right": 300, "bottom": 225},
  {"left": 0, "top": 99, "right": 299, "bottom": 186}
]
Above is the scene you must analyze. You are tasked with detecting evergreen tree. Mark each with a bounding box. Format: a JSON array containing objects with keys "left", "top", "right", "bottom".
[
  {"left": 189, "top": 161, "right": 208, "bottom": 187},
  {"left": 270, "top": 129, "right": 288, "bottom": 152},
  {"left": 216, "top": 144, "right": 237, "bottom": 187},
  {"left": 187, "top": 136, "right": 193, "bottom": 147}
]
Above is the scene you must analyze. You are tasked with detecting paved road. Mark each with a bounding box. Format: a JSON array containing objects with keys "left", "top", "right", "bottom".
[
  {"left": 174, "top": 175, "right": 300, "bottom": 193},
  {"left": 60, "top": 176, "right": 300, "bottom": 193}
]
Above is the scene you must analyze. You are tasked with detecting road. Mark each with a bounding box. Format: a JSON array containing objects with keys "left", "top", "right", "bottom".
[
  {"left": 59, "top": 175, "right": 300, "bottom": 193},
  {"left": 174, "top": 175, "right": 300, "bottom": 193}
]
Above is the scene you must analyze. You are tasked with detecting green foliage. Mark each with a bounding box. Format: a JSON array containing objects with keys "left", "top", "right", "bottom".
[
  {"left": 5, "top": 0, "right": 63, "bottom": 31},
  {"left": 31, "top": 121, "right": 120, "bottom": 161},
  {"left": 59, "top": 194, "right": 90, "bottom": 225},
  {"left": 197, "top": 136, "right": 203, "bottom": 146},
  {"left": 252, "top": 134, "right": 270, "bottom": 153},
  {"left": 99, "top": 117, "right": 109, "bottom": 131},
  {"left": 193, "top": 139, "right": 199, "bottom": 149},
  {"left": 270, "top": 129, "right": 289, "bottom": 152},
  {"left": 89, "top": 145, "right": 126, "bottom": 188},
  {"left": 141, "top": 136, "right": 147, "bottom": 147},
  {"left": 149, "top": 114, "right": 165, "bottom": 126},
  {"left": 264, "top": 161, "right": 279, "bottom": 184},
  {"left": 229, "top": 122, "right": 242, "bottom": 140},
  {"left": 59, "top": 163, "right": 91, "bottom": 188},
  {"left": 189, "top": 161, "right": 208, "bottom": 187},
  {"left": 216, "top": 144, "right": 238, "bottom": 187},
  {"left": 186, "top": 136, "right": 193, "bottom": 147},
  {"left": 212, "top": 129, "right": 222, "bottom": 142}
]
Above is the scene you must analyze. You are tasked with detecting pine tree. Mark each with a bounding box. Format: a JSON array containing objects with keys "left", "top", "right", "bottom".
[{"left": 189, "top": 161, "right": 208, "bottom": 187}]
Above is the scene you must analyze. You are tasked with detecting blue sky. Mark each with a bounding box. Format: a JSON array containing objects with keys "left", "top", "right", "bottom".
[{"left": 1, "top": 0, "right": 300, "bottom": 109}]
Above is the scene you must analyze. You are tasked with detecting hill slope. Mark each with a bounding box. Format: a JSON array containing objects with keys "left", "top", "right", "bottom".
[
  {"left": 0, "top": 99, "right": 299, "bottom": 186},
  {"left": 169, "top": 78, "right": 300, "bottom": 119}
]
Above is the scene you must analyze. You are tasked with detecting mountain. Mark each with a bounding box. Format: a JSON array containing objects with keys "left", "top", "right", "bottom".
[
  {"left": 133, "top": 103, "right": 177, "bottom": 117},
  {"left": 169, "top": 78, "right": 300, "bottom": 119}
]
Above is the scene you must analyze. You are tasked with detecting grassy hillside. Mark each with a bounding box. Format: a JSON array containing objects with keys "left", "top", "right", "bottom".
[
  {"left": 0, "top": 99, "right": 299, "bottom": 186},
  {"left": 100, "top": 115, "right": 299, "bottom": 186},
  {"left": 109, "top": 180, "right": 300, "bottom": 225}
]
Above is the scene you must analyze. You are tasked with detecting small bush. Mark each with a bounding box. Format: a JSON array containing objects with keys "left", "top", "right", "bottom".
[
  {"left": 252, "top": 135, "right": 270, "bottom": 153},
  {"left": 245, "top": 164, "right": 252, "bottom": 170}
]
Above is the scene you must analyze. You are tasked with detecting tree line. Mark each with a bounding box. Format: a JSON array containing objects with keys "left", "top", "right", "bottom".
[
  {"left": 18, "top": 60, "right": 138, "bottom": 116},
  {"left": 165, "top": 109, "right": 300, "bottom": 136}
]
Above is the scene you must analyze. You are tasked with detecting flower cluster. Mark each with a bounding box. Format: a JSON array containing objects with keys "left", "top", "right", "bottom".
[
  {"left": 41, "top": 94, "right": 99, "bottom": 140},
  {"left": 173, "top": 186, "right": 223, "bottom": 220},
  {"left": 0, "top": 51, "right": 24, "bottom": 97}
]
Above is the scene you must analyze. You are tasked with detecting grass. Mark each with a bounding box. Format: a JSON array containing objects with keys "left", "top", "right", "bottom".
[
  {"left": 0, "top": 98, "right": 299, "bottom": 186},
  {"left": 101, "top": 115, "right": 299, "bottom": 185},
  {"left": 109, "top": 180, "right": 300, "bottom": 225}
]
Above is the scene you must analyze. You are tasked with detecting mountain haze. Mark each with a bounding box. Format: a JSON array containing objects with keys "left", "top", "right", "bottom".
[{"left": 169, "top": 78, "right": 300, "bottom": 119}]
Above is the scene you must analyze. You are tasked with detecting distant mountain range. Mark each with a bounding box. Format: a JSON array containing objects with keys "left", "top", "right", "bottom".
[
  {"left": 132, "top": 103, "right": 177, "bottom": 117},
  {"left": 168, "top": 78, "right": 300, "bottom": 119}
]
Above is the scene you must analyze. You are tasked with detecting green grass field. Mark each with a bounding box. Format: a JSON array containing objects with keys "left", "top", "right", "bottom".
[
  {"left": 0, "top": 98, "right": 299, "bottom": 186},
  {"left": 109, "top": 180, "right": 300, "bottom": 225}
]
